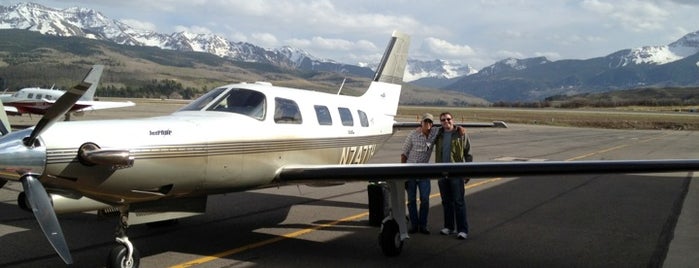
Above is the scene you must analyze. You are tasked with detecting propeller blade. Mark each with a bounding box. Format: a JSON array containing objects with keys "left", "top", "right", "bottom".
[
  {"left": 26, "top": 65, "right": 104, "bottom": 145},
  {"left": 21, "top": 175, "right": 73, "bottom": 264},
  {"left": 0, "top": 99, "right": 11, "bottom": 135}
]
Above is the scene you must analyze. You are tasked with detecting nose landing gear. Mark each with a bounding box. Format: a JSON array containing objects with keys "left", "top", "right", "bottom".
[{"left": 106, "top": 207, "right": 141, "bottom": 268}]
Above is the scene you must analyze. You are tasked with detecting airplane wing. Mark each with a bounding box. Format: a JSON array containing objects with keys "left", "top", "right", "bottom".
[
  {"left": 72, "top": 100, "right": 136, "bottom": 112},
  {"left": 394, "top": 121, "right": 508, "bottom": 128},
  {"left": 3, "top": 105, "right": 19, "bottom": 116},
  {"left": 276, "top": 159, "right": 699, "bottom": 183}
]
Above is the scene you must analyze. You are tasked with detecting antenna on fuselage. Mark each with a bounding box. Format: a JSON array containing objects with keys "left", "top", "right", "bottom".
[{"left": 337, "top": 77, "right": 346, "bottom": 95}]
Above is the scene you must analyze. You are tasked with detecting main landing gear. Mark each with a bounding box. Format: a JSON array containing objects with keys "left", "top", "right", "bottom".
[
  {"left": 375, "top": 180, "right": 409, "bottom": 257},
  {"left": 106, "top": 207, "right": 140, "bottom": 268}
]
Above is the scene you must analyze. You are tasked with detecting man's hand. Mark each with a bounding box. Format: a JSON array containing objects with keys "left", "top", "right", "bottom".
[{"left": 457, "top": 126, "right": 467, "bottom": 136}]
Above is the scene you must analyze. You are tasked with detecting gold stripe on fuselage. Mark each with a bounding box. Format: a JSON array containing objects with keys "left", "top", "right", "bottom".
[{"left": 45, "top": 134, "right": 392, "bottom": 164}]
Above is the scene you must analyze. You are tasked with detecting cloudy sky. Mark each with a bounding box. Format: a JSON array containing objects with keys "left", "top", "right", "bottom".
[{"left": 3, "top": 0, "right": 699, "bottom": 69}]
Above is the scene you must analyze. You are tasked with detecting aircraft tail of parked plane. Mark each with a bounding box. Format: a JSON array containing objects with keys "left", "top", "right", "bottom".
[
  {"left": 0, "top": 65, "right": 134, "bottom": 119},
  {"left": 0, "top": 31, "right": 697, "bottom": 267}
]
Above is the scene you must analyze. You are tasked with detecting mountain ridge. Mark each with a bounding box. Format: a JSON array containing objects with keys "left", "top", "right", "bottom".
[{"left": 2, "top": 2, "right": 699, "bottom": 102}]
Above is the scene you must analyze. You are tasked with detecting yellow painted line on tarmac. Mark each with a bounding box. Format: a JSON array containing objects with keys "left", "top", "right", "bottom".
[
  {"left": 565, "top": 132, "right": 672, "bottom": 161},
  {"left": 170, "top": 213, "right": 369, "bottom": 268},
  {"left": 171, "top": 178, "right": 502, "bottom": 267},
  {"left": 565, "top": 144, "right": 628, "bottom": 161}
]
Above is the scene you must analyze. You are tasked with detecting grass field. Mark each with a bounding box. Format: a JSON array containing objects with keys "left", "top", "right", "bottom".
[
  {"left": 398, "top": 106, "right": 699, "bottom": 130},
  {"left": 7, "top": 98, "right": 698, "bottom": 131}
]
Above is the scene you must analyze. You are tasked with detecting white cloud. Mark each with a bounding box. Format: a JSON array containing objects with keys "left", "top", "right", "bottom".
[
  {"left": 287, "top": 37, "right": 377, "bottom": 52},
  {"left": 580, "top": 0, "right": 670, "bottom": 32},
  {"left": 422, "top": 37, "right": 475, "bottom": 58},
  {"left": 251, "top": 32, "right": 279, "bottom": 48},
  {"left": 495, "top": 50, "right": 526, "bottom": 60},
  {"left": 19, "top": 0, "right": 699, "bottom": 69},
  {"left": 580, "top": 0, "right": 614, "bottom": 13},
  {"left": 118, "top": 19, "right": 157, "bottom": 32},
  {"left": 174, "top": 25, "right": 213, "bottom": 34}
]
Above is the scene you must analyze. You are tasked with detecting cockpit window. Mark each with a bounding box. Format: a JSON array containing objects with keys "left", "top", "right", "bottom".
[
  {"left": 179, "top": 87, "right": 227, "bottom": 111},
  {"left": 178, "top": 87, "right": 267, "bottom": 120}
]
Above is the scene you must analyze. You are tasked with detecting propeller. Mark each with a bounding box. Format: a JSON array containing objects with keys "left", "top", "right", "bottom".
[
  {"left": 25, "top": 65, "right": 103, "bottom": 146},
  {"left": 21, "top": 175, "right": 73, "bottom": 264},
  {"left": 7, "top": 65, "right": 102, "bottom": 264}
]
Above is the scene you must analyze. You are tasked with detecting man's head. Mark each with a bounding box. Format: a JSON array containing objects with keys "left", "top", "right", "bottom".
[
  {"left": 421, "top": 113, "right": 434, "bottom": 133},
  {"left": 439, "top": 112, "right": 454, "bottom": 131}
]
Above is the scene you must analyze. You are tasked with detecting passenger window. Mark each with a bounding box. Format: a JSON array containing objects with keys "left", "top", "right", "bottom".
[
  {"left": 36, "top": 94, "right": 43, "bottom": 100},
  {"left": 338, "top": 107, "right": 354, "bottom": 126},
  {"left": 358, "top": 110, "right": 369, "bottom": 127},
  {"left": 207, "top": 88, "right": 266, "bottom": 120},
  {"left": 314, "top": 105, "right": 332, "bottom": 125},
  {"left": 28, "top": 93, "right": 34, "bottom": 99},
  {"left": 274, "top": 98, "right": 302, "bottom": 124}
]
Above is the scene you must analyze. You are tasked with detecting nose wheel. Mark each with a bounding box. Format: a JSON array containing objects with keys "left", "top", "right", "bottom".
[
  {"left": 107, "top": 241, "right": 140, "bottom": 268},
  {"left": 106, "top": 208, "right": 141, "bottom": 268}
]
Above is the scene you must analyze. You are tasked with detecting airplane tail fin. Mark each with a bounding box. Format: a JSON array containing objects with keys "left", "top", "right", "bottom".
[
  {"left": 362, "top": 31, "right": 410, "bottom": 117},
  {"left": 373, "top": 31, "right": 410, "bottom": 83},
  {"left": 79, "top": 65, "right": 105, "bottom": 101}
]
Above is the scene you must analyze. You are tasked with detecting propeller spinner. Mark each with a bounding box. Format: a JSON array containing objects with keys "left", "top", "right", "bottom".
[{"left": 0, "top": 65, "right": 103, "bottom": 264}]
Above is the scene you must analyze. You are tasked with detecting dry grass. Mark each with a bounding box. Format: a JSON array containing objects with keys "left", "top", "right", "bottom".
[
  {"left": 7, "top": 98, "right": 697, "bottom": 131},
  {"left": 398, "top": 106, "right": 699, "bottom": 130}
]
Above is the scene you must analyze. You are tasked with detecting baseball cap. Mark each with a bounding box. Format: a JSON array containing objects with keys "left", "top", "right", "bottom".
[{"left": 421, "top": 113, "right": 434, "bottom": 123}]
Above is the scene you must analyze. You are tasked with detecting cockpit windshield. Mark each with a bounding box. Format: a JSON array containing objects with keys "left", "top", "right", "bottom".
[
  {"left": 178, "top": 87, "right": 267, "bottom": 120},
  {"left": 179, "top": 87, "right": 227, "bottom": 112}
]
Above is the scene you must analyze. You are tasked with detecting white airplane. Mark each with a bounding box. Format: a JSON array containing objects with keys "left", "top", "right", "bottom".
[
  {"left": 0, "top": 64, "right": 134, "bottom": 120},
  {"left": 0, "top": 31, "right": 698, "bottom": 267}
]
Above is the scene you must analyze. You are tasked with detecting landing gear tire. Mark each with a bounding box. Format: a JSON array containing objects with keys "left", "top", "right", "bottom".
[
  {"left": 379, "top": 219, "right": 403, "bottom": 256},
  {"left": 107, "top": 244, "right": 140, "bottom": 268}
]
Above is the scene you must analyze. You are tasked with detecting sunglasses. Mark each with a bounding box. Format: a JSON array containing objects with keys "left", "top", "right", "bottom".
[{"left": 440, "top": 118, "right": 452, "bottom": 122}]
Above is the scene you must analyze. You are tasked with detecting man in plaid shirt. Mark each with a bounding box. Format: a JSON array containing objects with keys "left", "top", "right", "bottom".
[{"left": 401, "top": 113, "right": 436, "bottom": 234}]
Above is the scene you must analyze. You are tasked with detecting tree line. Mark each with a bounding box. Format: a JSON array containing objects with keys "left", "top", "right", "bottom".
[{"left": 99, "top": 79, "right": 205, "bottom": 99}]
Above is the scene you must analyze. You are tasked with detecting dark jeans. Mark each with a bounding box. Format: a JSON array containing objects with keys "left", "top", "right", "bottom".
[
  {"left": 438, "top": 177, "right": 469, "bottom": 234},
  {"left": 405, "top": 179, "right": 430, "bottom": 228}
]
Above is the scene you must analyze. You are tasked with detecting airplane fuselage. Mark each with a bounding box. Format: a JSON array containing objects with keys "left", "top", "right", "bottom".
[{"left": 30, "top": 82, "right": 398, "bottom": 205}]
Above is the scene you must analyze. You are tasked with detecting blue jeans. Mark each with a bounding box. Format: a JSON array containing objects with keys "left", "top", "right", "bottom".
[
  {"left": 438, "top": 177, "right": 469, "bottom": 234},
  {"left": 405, "top": 179, "right": 430, "bottom": 229}
]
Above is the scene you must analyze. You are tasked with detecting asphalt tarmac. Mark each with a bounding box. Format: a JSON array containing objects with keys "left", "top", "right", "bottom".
[{"left": 1, "top": 106, "right": 698, "bottom": 267}]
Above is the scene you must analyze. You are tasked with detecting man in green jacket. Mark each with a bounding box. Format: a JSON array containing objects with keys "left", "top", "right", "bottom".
[{"left": 434, "top": 112, "right": 471, "bottom": 240}]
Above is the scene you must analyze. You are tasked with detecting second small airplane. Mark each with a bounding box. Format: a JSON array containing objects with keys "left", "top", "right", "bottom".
[{"left": 0, "top": 65, "right": 134, "bottom": 120}]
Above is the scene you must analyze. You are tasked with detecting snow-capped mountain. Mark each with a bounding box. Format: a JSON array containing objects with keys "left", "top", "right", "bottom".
[
  {"left": 405, "top": 59, "right": 477, "bottom": 81},
  {"left": 0, "top": 2, "right": 471, "bottom": 81},
  {"left": 3, "top": 1, "right": 697, "bottom": 102},
  {"left": 446, "top": 32, "right": 699, "bottom": 102},
  {"left": 476, "top": 57, "right": 552, "bottom": 77},
  {"left": 618, "top": 30, "right": 699, "bottom": 66},
  {"left": 0, "top": 3, "right": 327, "bottom": 69}
]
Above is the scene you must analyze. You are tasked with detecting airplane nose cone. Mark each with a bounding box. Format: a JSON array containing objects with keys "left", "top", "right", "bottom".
[{"left": 0, "top": 129, "right": 46, "bottom": 181}]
